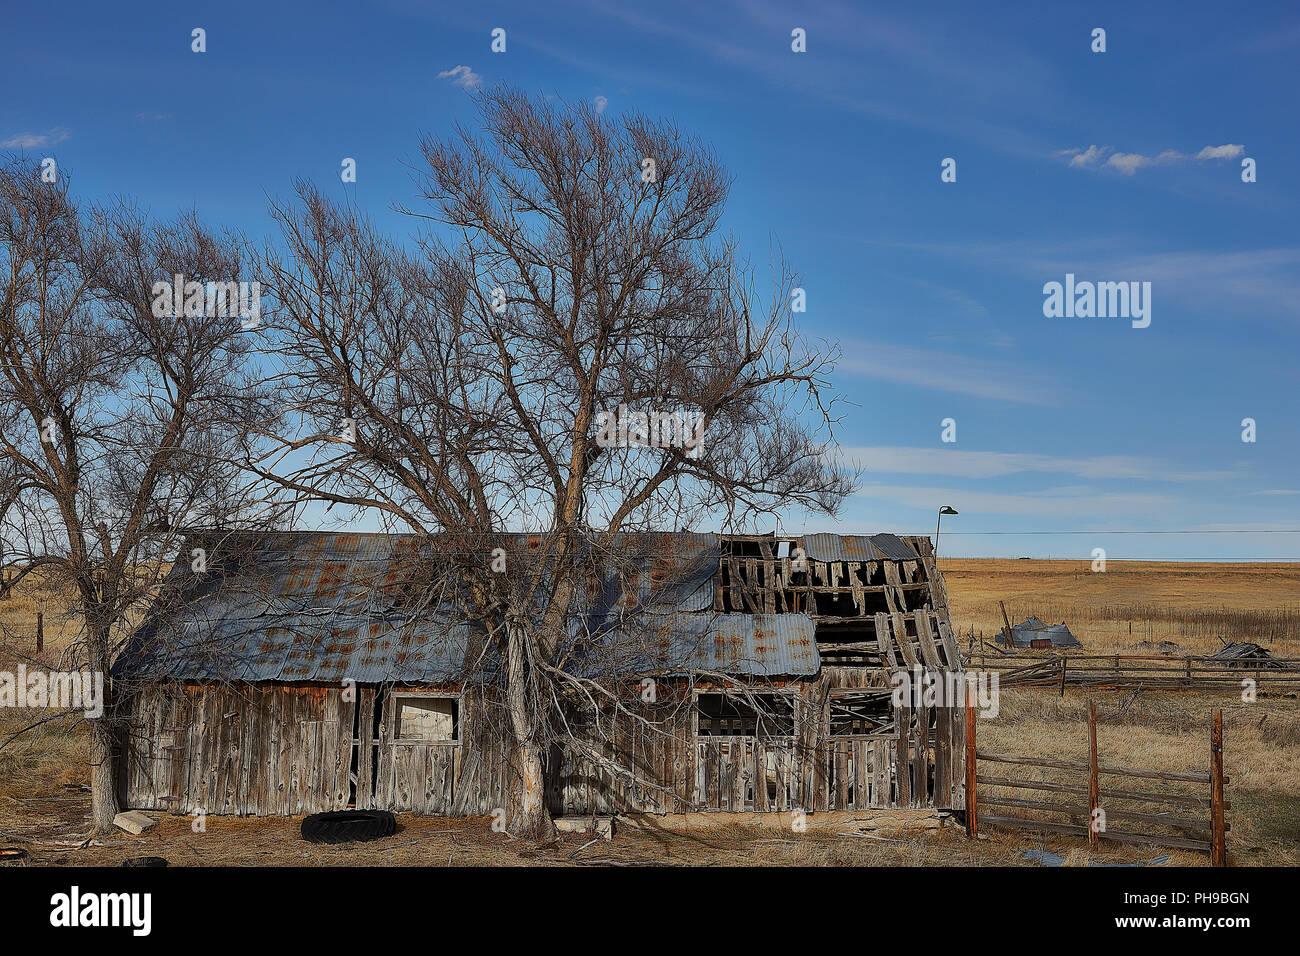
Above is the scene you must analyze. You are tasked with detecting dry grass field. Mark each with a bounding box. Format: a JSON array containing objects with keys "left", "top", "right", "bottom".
[
  {"left": 1, "top": 559, "right": 1297, "bottom": 866},
  {"left": 941, "top": 558, "right": 1300, "bottom": 656}
]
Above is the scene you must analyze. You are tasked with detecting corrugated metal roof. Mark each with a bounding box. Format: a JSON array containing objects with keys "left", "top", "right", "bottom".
[
  {"left": 114, "top": 533, "right": 488, "bottom": 683},
  {"left": 115, "top": 530, "right": 924, "bottom": 682},
  {"left": 801, "top": 532, "right": 918, "bottom": 562},
  {"left": 582, "top": 532, "right": 717, "bottom": 614},
  {"left": 577, "top": 612, "right": 820, "bottom": 677}
]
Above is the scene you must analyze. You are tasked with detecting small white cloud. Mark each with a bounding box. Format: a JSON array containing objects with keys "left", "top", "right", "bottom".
[
  {"left": 1196, "top": 143, "right": 1245, "bottom": 160},
  {"left": 1062, "top": 144, "right": 1110, "bottom": 167},
  {"left": 1061, "top": 142, "right": 1247, "bottom": 175},
  {"left": 135, "top": 112, "right": 171, "bottom": 122},
  {"left": 1106, "top": 151, "right": 1150, "bottom": 175},
  {"left": 1, "top": 127, "right": 70, "bottom": 149},
  {"left": 438, "top": 65, "right": 482, "bottom": 90},
  {"left": 593, "top": 95, "right": 608, "bottom": 114}
]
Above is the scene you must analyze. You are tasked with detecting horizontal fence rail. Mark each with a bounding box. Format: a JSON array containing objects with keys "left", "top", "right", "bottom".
[{"left": 967, "top": 652, "right": 1300, "bottom": 690}]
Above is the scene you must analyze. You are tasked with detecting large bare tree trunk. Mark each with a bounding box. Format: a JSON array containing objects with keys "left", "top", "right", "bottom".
[
  {"left": 88, "top": 626, "right": 120, "bottom": 834},
  {"left": 506, "top": 622, "right": 555, "bottom": 841},
  {"left": 89, "top": 715, "right": 120, "bottom": 834}
]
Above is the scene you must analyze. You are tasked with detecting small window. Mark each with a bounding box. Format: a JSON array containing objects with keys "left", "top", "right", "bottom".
[
  {"left": 828, "top": 690, "right": 895, "bottom": 737},
  {"left": 696, "top": 692, "right": 795, "bottom": 738},
  {"left": 394, "top": 696, "right": 458, "bottom": 742}
]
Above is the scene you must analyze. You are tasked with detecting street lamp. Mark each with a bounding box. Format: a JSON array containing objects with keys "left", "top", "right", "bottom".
[{"left": 935, "top": 506, "right": 958, "bottom": 562}]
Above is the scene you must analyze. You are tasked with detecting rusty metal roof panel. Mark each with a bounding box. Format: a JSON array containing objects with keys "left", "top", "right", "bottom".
[
  {"left": 580, "top": 532, "right": 718, "bottom": 615},
  {"left": 801, "top": 532, "right": 918, "bottom": 562},
  {"left": 867, "top": 533, "right": 919, "bottom": 561},
  {"left": 683, "top": 613, "right": 819, "bottom": 676},
  {"left": 114, "top": 532, "right": 480, "bottom": 682},
  {"left": 584, "top": 612, "right": 820, "bottom": 677},
  {"left": 115, "top": 531, "right": 721, "bottom": 683}
]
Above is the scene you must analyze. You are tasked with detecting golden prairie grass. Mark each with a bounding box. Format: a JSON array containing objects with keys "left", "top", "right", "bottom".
[
  {"left": 975, "top": 687, "right": 1300, "bottom": 864},
  {"left": 942, "top": 558, "right": 1300, "bottom": 656}
]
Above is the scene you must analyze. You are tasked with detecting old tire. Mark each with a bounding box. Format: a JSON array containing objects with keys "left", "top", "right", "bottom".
[{"left": 300, "top": 810, "right": 396, "bottom": 845}]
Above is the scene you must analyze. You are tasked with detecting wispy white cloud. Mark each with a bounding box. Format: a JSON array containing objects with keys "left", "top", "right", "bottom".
[
  {"left": 593, "top": 95, "right": 609, "bottom": 114},
  {"left": 135, "top": 112, "right": 171, "bottom": 122},
  {"left": 838, "top": 446, "right": 1238, "bottom": 482},
  {"left": 1, "top": 127, "right": 70, "bottom": 149},
  {"left": 1246, "top": 489, "right": 1300, "bottom": 496},
  {"left": 1062, "top": 144, "right": 1109, "bottom": 168},
  {"left": 1057, "top": 143, "right": 1245, "bottom": 175},
  {"left": 437, "top": 65, "right": 482, "bottom": 90},
  {"left": 837, "top": 341, "right": 1065, "bottom": 405}
]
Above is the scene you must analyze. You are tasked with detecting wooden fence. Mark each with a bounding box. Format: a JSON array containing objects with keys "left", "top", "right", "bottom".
[
  {"left": 975, "top": 652, "right": 1300, "bottom": 691},
  {"left": 963, "top": 695, "right": 1227, "bottom": 865}
]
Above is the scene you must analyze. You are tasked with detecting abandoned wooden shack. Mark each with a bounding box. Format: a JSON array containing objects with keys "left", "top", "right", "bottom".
[{"left": 114, "top": 531, "right": 966, "bottom": 819}]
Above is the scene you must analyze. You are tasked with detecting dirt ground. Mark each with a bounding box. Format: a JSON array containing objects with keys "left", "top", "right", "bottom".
[
  {"left": 0, "top": 806, "right": 1215, "bottom": 868},
  {"left": 1, "top": 559, "right": 1297, "bottom": 866}
]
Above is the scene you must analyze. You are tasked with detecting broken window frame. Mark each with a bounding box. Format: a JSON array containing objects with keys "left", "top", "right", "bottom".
[
  {"left": 692, "top": 688, "right": 797, "bottom": 739},
  {"left": 391, "top": 691, "right": 461, "bottom": 745},
  {"left": 826, "top": 688, "right": 897, "bottom": 738}
]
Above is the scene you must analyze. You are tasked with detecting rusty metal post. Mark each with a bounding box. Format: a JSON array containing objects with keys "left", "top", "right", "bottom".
[
  {"left": 1211, "top": 708, "right": 1226, "bottom": 867},
  {"left": 964, "top": 680, "right": 977, "bottom": 839},
  {"left": 1087, "top": 698, "right": 1100, "bottom": 849},
  {"left": 36, "top": 612, "right": 43, "bottom": 653}
]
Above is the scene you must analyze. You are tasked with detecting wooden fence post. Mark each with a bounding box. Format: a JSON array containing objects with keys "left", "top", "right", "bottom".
[
  {"left": 1087, "top": 698, "right": 1100, "bottom": 849},
  {"left": 1059, "top": 657, "right": 1067, "bottom": 697},
  {"left": 964, "top": 680, "right": 977, "bottom": 839},
  {"left": 36, "top": 612, "right": 43, "bottom": 653},
  {"left": 999, "top": 601, "right": 1014, "bottom": 649},
  {"left": 1211, "top": 708, "right": 1226, "bottom": 867}
]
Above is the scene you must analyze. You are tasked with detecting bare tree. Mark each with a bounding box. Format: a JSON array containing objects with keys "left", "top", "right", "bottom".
[
  {"left": 0, "top": 157, "right": 275, "bottom": 832},
  {"left": 254, "top": 88, "right": 853, "bottom": 839}
]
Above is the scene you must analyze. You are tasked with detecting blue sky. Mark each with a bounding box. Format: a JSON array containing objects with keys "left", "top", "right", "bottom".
[{"left": 4, "top": 0, "right": 1298, "bottom": 559}]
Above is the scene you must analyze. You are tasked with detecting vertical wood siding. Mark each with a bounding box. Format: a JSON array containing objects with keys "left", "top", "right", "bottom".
[{"left": 123, "top": 677, "right": 964, "bottom": 816}]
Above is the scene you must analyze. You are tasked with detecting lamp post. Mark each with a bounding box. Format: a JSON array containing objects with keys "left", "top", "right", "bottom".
[{"left": 935, "top": 506, "right": 958, "bottom": 563}]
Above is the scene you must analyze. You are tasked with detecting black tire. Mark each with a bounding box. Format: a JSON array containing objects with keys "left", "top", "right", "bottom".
[
  {"left": 300, "top": 810, "right": 396, "bottom": 844},
  {"left": 121, "top": 856, "right": 168, "bottom": 867}
]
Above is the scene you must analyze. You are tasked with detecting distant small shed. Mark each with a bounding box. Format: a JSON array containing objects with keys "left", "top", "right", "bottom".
[
  {"left": 1210, "top": 642, "right": 1283, "bottom": 669},
  {"left": 1000, "top": 615, "right": 1082, "bottom": 649}
]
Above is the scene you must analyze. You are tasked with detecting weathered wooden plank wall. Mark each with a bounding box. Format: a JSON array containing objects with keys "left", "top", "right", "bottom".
[{"left": 124, "top": 676, "right": 965, "bottom": 816}]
